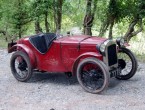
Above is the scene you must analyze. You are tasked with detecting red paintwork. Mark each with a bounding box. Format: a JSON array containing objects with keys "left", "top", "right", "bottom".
[
  {"left": 9, "top": 35, "right": 107, "bottom": 74},
  {"left": 8, "top": 44, "right": 36, "bottom": 68}
]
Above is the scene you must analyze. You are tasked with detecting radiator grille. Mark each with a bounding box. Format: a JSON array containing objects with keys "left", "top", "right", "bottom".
[{"left": 107, "top": 44, "right": 117, "bottom": 66}]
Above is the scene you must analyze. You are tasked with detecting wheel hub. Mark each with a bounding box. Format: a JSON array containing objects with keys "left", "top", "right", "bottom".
[
  {"left": 18, "top": 62, "right": 27, "bottom": 71},
  {"left": 87, "top": 69, "right": 102, "bottom": 81},
  {"left": 118, "top": 59, "right": 126, "bottom": 69}
]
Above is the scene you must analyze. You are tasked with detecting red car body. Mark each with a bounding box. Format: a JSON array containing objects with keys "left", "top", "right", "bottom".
[
  {"left": 8, "top": 33, "right": 138, "bottom": 94},
  {"left": 9, "top": 34, "right": 106, "bottom": 74}
]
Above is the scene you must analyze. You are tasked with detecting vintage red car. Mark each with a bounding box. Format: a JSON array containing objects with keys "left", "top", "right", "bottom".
[{"left": 8, "top": 33, "right": 138, "bottom": 94}]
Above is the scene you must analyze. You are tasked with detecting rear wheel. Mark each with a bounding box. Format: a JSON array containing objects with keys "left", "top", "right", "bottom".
[
  {"left": 116, "top": 47, "right": 138, "bottom": 80},
  {"left": 10, "top": 51, "right": 33, "bottom": 82},
  {"left": 77, "top": 57, "right": 109, "bottom": 94}
]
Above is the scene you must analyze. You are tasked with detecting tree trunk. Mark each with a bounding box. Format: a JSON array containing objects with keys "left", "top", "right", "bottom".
[
  {"left": 54, "top": 0, "right": 63, "bottom": 32},
  {"left": 0, "top": 30, "right": 6, "bottom": 36},
  {"left": 18, "top": 24, "right": 22, "bottom": 38},
  {"left": 18, "top": 0, "right": 21, "bottom": 38},
  {"left": 83, "top": 0, "right": 97, "bottom": 36},
  {"left": 99, "top": 0, "right": 117, "bottom": 38},
  {"left": 44, "top": 12, "right": 49, "bottom": 33},
  {"left": 34, "top": 0, "right": 42, "bottom": 34},
  {"left": 57, "top": 0, "right": 63, "bottom": 31},
  {"left": 83, "top": 14, "right": 94, "bottom": 35},
  {"left": 124, "top": 18, "right": 143, "bottom": 42},
  {"left": 35, "top": 18, "right": 42, "bottom": 34},
  {"left": 108, "top": 17, "right": 115, "bottom": 39},
  {"left": 0, "top": 30, "right": 7, "bottom": 41},
  {"left": 99, "top": 19, "right": 109, "bottom": 37},
  {"left": 18, "top": 30, "right": 21, "bottom": 38},
  {"left": 84, "top": 27, "right": 92, "bottom": 35}
]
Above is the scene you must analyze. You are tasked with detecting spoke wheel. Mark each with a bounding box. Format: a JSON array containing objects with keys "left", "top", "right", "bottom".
[
  {"left": 116, "top": 47, "right": 138, "bottom": 80},
  {"left": 10, "top": 51, "right": 33, "bottom": 82},
  {"left": 77, "top": 58, "right": 109, "bottom": 94}
]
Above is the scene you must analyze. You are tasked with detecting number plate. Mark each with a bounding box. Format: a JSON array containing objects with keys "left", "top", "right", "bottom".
[{"left": 110, "top": 67, "right": 122, "bottom": 77}]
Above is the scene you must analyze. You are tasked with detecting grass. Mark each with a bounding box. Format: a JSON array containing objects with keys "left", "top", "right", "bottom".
[
  {"left": 136, "top": 54, "right": 145, "bottom": 62},
  {"left": 0, "top": 37, "right": 8, "bottom": 49},
  {"left": 128, "top": 36, "right": 145, "bottom": 62}
]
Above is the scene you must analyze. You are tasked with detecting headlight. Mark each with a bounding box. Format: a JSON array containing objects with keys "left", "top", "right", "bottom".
[
  {"left": 116, "top": 37, "right": 125, "bottom": 47},
  {"left": 100, "top": 43, "right": 106, "bottom": 52},
  {"left": 97, "top": 40, "right": 115, "bottom": 53}
]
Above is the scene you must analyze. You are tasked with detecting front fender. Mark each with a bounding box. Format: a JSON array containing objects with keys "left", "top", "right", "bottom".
[
  {"left": 72, "top": 52, "right": 103, "bottom": 75},
  {"left": 9, "top": 44, "right": 36, "bottom": 68}
]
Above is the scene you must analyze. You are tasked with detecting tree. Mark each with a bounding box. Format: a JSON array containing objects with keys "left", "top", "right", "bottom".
[
  {"left": 43, "top": 0, "right": 50, "bottom": 33},
  {"left": 53, "top": 0, "right": 64, "bottom": 32},
  {"left": 83, "top": 0, "right": 98, "bottom": 36},
  {"left": 32, "top": 0, "right": 43, "bottom": 34},
  {"left": 99, "top": 0, "right": 145, "bottom": 41},
  {"left": 123, "top": 0, "right": 145, "bottom": 42},
  {"left": 0, "top": 0, "right": 14, "bottom": 41},
  {"left": 11, "top": 0, "right": 32, "bottom": 38},
  {"left": 0, "top": 0, "right": 145, "bottom": 43},
  {"left": 99, "top": 0, "right": 120, "bottom": 39}
]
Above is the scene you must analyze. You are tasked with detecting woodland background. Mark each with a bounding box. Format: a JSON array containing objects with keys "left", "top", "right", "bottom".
[{"left": 0, "top": 0, "right": 145, "bottom": 60}]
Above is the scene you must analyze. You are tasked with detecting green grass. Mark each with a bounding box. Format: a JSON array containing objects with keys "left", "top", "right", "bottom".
[
  {"left": 0, "top": 37, "right": 8, "bottom": 49},
  {"left": 135, "top": 54, "right": 145, "bottom": 62},
  {"left": 128, "top": 36, "right": 145, "bottom": 62}
]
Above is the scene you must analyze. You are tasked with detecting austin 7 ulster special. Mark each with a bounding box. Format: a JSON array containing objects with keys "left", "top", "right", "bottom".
[{"left": 8, "top": 33, "right": 138, "bottom": 94}]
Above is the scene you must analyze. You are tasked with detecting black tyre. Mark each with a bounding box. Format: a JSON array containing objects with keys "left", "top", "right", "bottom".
[
  {"left": 77, "top": 57, "right": 110, "bottom": 94},
  {"left": 10, "top": 51, "right": 33, "bottom": 82},
  {"left": 116, "top": 47, "right": 138, "bottom": 80}
]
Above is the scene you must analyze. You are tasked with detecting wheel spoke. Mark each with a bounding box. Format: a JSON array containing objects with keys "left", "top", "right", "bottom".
[
  {"left": 77, "top": 58, "right": 109, "bottom": 93},
  {"left": 118, "top": 52, "right": 133, "bottom": 76},
  {"left": 13, "top": 55, "right": 28, "bottom": 78},
  {"left": 116, "top": 48, "right": 138, "bottom": 80},
  {"left": 81, "top": 64, "right": 104, "bottom": 90},
  {"left": 11, "top": 52, "right": 33, "bottom": 82}
]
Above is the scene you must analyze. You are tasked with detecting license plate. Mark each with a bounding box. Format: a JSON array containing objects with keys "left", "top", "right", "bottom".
[{"left": 110, "top": 67, "right": 122, "bottom": 77}]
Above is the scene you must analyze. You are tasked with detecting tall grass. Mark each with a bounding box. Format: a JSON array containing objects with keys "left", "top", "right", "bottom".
[
  {"left": 128, "top": 34, "right": 145, "bottom": 62},
  {"left": 0, "top": 37, "right": 7, "bottom": 48}
]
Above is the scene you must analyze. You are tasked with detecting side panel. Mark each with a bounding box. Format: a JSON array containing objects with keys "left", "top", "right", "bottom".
[
  {"left": 61, "top": 43, "right": 79, "bottom": 71},
  {"left": 61, "top": 43, "right": 103, "bottom": 72},
  {"left": 32, "top": 41, "right": 67, "bottom": 72},
  {"left": 10, "top": 39, "right": 67, "bottom": 72}
]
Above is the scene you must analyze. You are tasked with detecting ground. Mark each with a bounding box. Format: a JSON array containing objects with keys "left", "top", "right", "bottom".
[{"left": 0, "top": 49, "right": 145, "bottom": 110}]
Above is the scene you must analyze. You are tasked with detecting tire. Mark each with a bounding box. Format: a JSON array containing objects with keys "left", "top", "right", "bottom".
[
  {"left": 10, "top": 51, "right": 33, "bottom": 82},
  {"left": 77, "top": 57, "right": 110, "bottom": 94},
  {"left": 116, "top": 47, "right": 138, "bottom": 80}
]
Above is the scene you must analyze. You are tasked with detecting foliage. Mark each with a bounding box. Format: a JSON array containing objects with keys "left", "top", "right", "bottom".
[
  {"left": 0, "top": 0, "right": 145, "bottom": 41},
  {"left": 0, "top": 0, "right": 145, "bottom": 60}
]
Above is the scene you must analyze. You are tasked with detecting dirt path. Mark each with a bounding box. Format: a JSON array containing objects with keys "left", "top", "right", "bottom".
[{"left": 0, "top": 49, "right": 145, "bottom": 110}]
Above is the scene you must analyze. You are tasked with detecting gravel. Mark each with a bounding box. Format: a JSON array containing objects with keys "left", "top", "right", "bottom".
[{"left": 0, "top": 49, "right": 145, "bottom": 110}]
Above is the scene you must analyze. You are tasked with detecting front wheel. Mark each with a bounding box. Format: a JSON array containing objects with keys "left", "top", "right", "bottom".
[
  {"left": 116, "top": 47, "right": 138, "bottom": 80},
  {"left": 77, "top": 57, "right": 110, "bottom": 94},
  {"left": 10, "top": 51, "right": 33, "bottom": 82}
]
